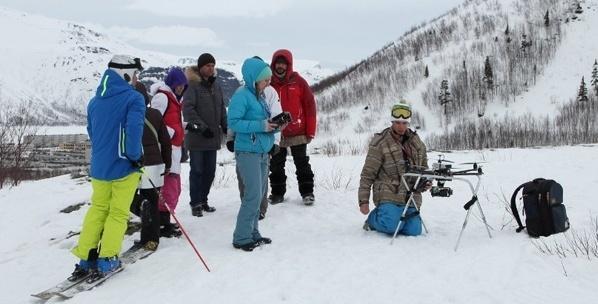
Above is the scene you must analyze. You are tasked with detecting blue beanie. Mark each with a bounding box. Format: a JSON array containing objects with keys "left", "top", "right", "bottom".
[{"left": 255, "top": 66, "right": 272, "bottom": 83}]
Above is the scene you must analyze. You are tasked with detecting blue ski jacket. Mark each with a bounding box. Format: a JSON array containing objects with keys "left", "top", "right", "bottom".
[
  {"left": 227, "top": 58, "right": 275, "bottom": 153},
  {"left": 87, "top": 69, "right": 145, "bottom": 180}
]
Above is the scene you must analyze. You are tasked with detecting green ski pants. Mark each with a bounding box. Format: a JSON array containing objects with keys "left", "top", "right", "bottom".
[{"left": 72, "top": 172, "right": 140, "bottom": 259}]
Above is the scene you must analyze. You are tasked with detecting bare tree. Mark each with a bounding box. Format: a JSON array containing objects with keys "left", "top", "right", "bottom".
[{"left": 0, "top": 102, "right": 40, "bottom": 188}]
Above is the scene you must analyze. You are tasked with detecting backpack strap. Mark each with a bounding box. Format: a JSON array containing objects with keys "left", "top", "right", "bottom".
[
  {"left": 144, "top": 118, "right": 159, "bottom": 145},
  {"left": 510, "top": 183, "right": 527, "bottom": 233}
]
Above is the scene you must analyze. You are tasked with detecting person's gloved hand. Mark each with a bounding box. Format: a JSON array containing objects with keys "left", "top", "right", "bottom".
[
  {"left": 222, "top": 127, "right": 228, "bottom": 135},
  {"left": 269, "top": 144, "right": 280, "bottom": 156},
  {"left": 185, "top": 123, "right": 201, "bottom": 133},
  {"left": 202, "top": 128, "right": 214, "bottom": 138},
  {"left": 130, "top": 156, "right": 144, "bottom": 170},
  {"left": 226, "top": 140, "right": 234, "bottom": 152}
]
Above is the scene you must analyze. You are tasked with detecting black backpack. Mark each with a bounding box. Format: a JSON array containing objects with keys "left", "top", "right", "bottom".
[{"left": 510, "top": 178, "right": 570, "bottom": 237}]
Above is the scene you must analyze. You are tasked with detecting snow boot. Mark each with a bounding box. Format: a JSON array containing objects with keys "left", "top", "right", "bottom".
[
  {"left": 233, "top": 241, "right": 260, "bottom": 252},
  {"left": 160, "top": 223, "right": 182, "bottom": 238},
  {"left": 199, "top": 202, "right": 216, "bottom": 213},
  {"left": 302, "top": 193, "right": 315, "bottom": 206},
  {"left": 269, "top": 194, "right": 284, "bottom": 205},
  {"left": 191, "top": 205, "right": 203, "bottom": 217},
  {"left": 255, "top": 237, "right": 272, "bottom": 246}
]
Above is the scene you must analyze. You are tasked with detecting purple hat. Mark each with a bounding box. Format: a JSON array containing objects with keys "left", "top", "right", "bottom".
[{"left": 164, "top": 67, "right": 188, "bottom": 91}]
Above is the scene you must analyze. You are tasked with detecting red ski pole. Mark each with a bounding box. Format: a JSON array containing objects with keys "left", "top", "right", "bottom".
[{"left": 145, "top": 173, "right": 211, "bottom": 272}]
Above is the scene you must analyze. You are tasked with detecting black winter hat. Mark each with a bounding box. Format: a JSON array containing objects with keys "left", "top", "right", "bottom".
[{"left": 197, "top": 53, "right": 216, "bottom": 68}]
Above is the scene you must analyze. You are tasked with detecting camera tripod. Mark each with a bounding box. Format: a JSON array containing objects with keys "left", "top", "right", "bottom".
[{"left": 390, "top": 168, "right": 493, "bottom": 251}]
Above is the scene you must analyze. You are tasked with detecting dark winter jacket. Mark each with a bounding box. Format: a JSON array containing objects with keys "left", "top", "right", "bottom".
[
  {"left": 182, "top": 66, "right": 227, "bottom": 151},
  {"left": 270, "top": 49, "right": 316, "bottom": 147},
  {"left": 87, "top": 69, "right": 145, "bottom": 180},
  {"left": 358, "top": 128, "right": 428, "bottom": 208},
  {"left": 142, "top": 107, "right": 172, "bottom": 169}
]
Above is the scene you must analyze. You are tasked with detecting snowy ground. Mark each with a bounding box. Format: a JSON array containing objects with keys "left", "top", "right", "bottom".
[{"left": 2, "top": 145, "right": 598, "bottom": 304}]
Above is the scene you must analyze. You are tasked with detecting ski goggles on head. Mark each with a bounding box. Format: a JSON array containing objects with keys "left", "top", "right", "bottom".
[{"left": 391, "top": 104, "right": 412, "bottom": 120}]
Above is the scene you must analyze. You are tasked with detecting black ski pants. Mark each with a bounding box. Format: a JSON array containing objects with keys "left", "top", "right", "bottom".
[
  {"left": 130, "top": 188, "right": 160, "bottom": 244},
  {"left": 269, "top": 143, "right": 314, "bottom": 197}
]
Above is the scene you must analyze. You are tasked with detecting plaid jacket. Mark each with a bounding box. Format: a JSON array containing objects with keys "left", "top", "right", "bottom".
[{"left": 358, "top": 128, "right": 428, "bottom": 208}]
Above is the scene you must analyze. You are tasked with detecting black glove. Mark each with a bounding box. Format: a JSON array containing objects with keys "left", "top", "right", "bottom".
[
  {"left": 226, "top": 140, "right": 234, "bottom": 152},
  {"left": 269, "top": 144, "right": 280, "bottom": 156},
  {"left": 202, "top": 128, "right": 214, "bottom": 138},
  {"left": 130, "top": 156, "right": 144, "bottom": 169},
  {"left": 222, "top": 127, "right": 228, "bottom": 136},
  {"left": 186, "top": 123, "right": 201, "bottom": 133}
]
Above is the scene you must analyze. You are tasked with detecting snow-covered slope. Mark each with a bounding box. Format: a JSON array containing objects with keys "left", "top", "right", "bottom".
[
  {"left": 2, "top": 145, "right": 598, "bottom": 303},
  {"left": 208, "top": 58, "right": 333, "bottom": 86},
  {"left": 314, "top": 0, "right": 598, "bottom": 152},
  {"left": 495, "top": 2, "right": 598, "bottom": 119},
  {"left": 0, "top": 7, "right": 181, "bottom": 124},
  {"left": 0, "top": 7, "right": 332, "bottom": 125}
]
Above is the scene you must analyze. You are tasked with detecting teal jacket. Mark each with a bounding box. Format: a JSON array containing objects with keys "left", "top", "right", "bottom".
[
  {"left": 87, "top": 69, "right": 145, "bottom": 180},
  {"left": 227, "top": 58, "right": 275, "bottom": 153}
]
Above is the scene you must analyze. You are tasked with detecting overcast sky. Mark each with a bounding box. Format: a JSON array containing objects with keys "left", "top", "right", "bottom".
[{"left": 0, "top": 0, "right": 463, "bottom": 70}]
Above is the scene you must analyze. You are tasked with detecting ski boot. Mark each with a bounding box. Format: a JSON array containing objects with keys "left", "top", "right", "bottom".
[{"left": 67, "top": 259, "right": 96, "bottom": 282}]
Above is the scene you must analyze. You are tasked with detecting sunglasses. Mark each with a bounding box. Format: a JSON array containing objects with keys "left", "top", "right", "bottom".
[
  {"left": 391, "top": 105, "right": 412, "bottom": 119},
  {"left": 392, "top": 120, "right": 409, "bottom": 125}
]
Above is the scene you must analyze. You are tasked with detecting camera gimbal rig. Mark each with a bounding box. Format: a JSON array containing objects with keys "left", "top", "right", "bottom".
[{"left": 390, "top": 155, "right": 493, "bottom": 251}]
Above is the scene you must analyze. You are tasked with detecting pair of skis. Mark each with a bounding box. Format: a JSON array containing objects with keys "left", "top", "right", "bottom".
[{"left": 31, "top": 246, "right": 154, "bottom": 300}]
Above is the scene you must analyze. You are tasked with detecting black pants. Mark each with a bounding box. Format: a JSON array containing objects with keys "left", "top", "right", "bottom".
[
  {"left": 130, "top": 188, "right": 160, "bottom": 244},
  {"left": 269, "top": 143, "right": 314, "bottom": 197}
]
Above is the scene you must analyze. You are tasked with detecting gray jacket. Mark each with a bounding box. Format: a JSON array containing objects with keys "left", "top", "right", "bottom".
[{"left": 183, "top": 66, "right": 227, "bottom": 151}]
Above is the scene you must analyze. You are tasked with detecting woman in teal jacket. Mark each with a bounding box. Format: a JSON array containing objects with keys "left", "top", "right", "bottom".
[{"left": 228, "top": 57, "right": 279, "bottom": 251}]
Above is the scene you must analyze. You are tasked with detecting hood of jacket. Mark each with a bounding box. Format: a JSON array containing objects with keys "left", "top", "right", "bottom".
[
  {"left": 185, "top": 66, "right": 216, "bottom": 86},
  {"left": 271, "top": 49, "right": 294, "bottom": 82},
  {"left": 149, "top": 81, "right": 172, "bottom": 96},
  {"left": 241, "top": 57, "right": 270, "bottom": 95},
  {"left": 95, "top": 69, "right": 134, "bottom": 99}
]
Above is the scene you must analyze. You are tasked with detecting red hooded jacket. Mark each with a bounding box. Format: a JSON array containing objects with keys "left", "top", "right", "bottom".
[{"left": 270, "top": 49, "right": 316, "bottom": 139}]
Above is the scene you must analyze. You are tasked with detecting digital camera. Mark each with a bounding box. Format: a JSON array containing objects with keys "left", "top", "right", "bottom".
[
  {"left": 430, "top": 181, "right": 453, "bottom": 197},
  {"left": 270, "top": 111, "right": 292, "bottom": 126}
]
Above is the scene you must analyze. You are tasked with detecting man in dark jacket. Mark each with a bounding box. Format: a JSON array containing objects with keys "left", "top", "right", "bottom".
[
  {"left": 183, "top": 53, "right": 227, "bottom": 217},
  {"left": 268, "top": 49, "right": 317, "bottom": 206}
]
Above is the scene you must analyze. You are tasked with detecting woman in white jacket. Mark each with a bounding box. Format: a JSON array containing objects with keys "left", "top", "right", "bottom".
[{"left": 149, "top": 67, "right": 187, "bottom": 237}]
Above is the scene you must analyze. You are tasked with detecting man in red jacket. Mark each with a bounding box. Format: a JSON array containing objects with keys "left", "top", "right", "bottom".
[{"left": 268, "top": 49, "right": 317, "bottom": 206}]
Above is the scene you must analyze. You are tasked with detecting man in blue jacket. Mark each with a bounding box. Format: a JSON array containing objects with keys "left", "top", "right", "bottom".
[{"left": 70, "top": 55, "right": 145, "bottom": 280}]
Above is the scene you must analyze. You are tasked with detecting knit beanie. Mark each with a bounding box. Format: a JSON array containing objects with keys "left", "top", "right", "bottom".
[
  {"left": 255, "top": 66, "right": 272, "bottom": 84},
  {"left": 164, "top": 67, "right": 188, "bottom": 90},
  {"left": 197, "top": 53, "right": 216, "bottom": 68}
]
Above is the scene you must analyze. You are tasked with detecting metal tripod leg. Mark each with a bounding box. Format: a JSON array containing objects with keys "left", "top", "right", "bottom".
[
  {"left": 454, "top": 208, "right": 472, "bottom": 251},
  {"left": 454, "top": 194, "right": 493, "bottom": 251},
  {"left": 476, "top": 200, "right": 493, "bottom": 239},
  {"left": 390, "top": 193, "right": 428, "bottom": 245}
]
